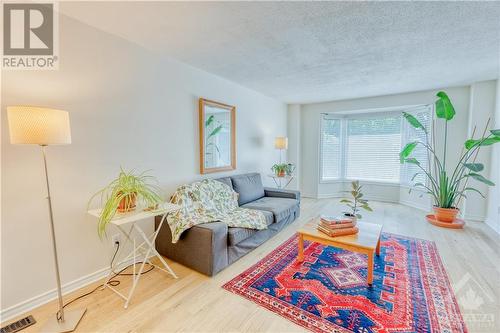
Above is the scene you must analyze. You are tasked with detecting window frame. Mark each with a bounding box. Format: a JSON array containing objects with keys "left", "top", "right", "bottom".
[
  {"left": 319, "top": 105, "right": 432, "bottom": 185},
  {"left": 319, "top": 114, "right": 343, "bottom": 183}
]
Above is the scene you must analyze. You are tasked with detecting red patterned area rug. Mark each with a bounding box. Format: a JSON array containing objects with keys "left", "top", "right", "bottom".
[{"left": 223, "top": 232, "right": 467, "bottom": 333}]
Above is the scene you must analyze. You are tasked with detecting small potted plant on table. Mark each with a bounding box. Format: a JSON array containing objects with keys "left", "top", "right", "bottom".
[
  {"left": 271, "top": 163, "right": 288, "bottom": 177},
  {"left": 340, "top": 181, "right": 372, "bottom": 222},
  {"left": 88, "top": 168, "right": 163, "bottom": 236}
]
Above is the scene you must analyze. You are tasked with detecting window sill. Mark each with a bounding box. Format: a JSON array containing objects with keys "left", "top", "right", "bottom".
[
  {"left": 319, "top": 178, "right": 400, "bottom": 187},
  {"left": 319, "top": 178, "right": 343, "bottom": 184}
]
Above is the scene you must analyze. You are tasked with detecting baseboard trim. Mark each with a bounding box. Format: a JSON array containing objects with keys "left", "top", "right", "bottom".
[
  {"left": 399, "top": 199, "right": 431, "bottom": 212},
  {"left": 316, "top": 193, "right": 399, "bottom": 204},
  {"left": 485, "top": 217, "right": 500, "bottom": 234},
  {"left": 0, "top": 267, "right": 108, "bottom": 323},
  {"left": 0, "top": 256, "right": 152, "bottom": 323},
  {"left": 463, "top": 214, "right": 486, "bottom": 223}
]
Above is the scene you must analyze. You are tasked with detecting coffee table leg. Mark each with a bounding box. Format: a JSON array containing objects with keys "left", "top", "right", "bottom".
[
  {"left": 297, "top": 234, "right": 304, "bottom": 262},
  {"left": 367, "top": 250, "right": 374, "bottom": 285},
  {"left": 376, "top": 238, "right": 381, "bottom": 256}
]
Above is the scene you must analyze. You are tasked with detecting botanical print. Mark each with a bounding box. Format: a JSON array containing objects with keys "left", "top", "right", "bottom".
[{"left": 168, "top": 179, "right": 267, "bottom": 243}]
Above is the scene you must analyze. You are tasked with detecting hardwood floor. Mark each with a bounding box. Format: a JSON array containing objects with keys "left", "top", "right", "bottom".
[{"left": 4, "top": 199, "right": 500, "bottom": 332}]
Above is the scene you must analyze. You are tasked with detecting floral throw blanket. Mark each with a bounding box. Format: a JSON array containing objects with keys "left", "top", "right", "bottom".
[{"left": 167, "top": 179, "right": 267, "bottom": 243}]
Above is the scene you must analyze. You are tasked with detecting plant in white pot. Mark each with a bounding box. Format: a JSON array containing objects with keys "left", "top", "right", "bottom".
[
  {"left": 340, "top": 181, "right": 372, "bottom": 222},
  {"left": 88, "top": 168, "right": 163, "bottom": 237},
  {"left": 400, "top": 91, "right": 500, "bottom": 224}
]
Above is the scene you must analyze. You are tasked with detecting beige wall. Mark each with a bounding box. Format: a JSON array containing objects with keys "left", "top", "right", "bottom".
[{"left": 1, "top": 14, "right": 286, "bottom": 315}]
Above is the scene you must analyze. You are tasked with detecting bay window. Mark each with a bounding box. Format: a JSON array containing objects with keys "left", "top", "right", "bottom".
[{"left": 320, "top": 106, "right": 432, "bottom": 184}]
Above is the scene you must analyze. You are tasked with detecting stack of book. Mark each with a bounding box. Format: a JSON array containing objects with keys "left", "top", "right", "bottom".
[{"left": 317, "top": 215, "right": 359, "bottom": 237}]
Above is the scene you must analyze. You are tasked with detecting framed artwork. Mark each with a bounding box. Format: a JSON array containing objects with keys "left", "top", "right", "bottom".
[{"left": 199, "top": 98, "right": 236, "bottom": 174}]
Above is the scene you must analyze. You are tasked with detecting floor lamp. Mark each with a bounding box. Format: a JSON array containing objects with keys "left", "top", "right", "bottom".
[
  {"left": 7, "top": 106, "right": 86, "bottom": 333},
  {"left": 274, "top": 136, "right": 288, "bottom": 163}
]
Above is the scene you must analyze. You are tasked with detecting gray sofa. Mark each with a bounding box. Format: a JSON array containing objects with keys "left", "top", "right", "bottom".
[{"left": 155, "top": 173, "right": 300, "bottom": 276}]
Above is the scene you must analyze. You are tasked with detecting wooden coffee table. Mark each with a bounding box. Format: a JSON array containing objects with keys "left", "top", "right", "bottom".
[{"left": 297, "top": 217, "right": 383, "bottom": 285}]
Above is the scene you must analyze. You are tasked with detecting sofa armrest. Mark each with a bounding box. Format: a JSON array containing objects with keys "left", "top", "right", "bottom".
[
  {"left": 264, "top": 187, "right": 301, "bottom": 201},
  {"left": 155, "top": 217, "right": 228, "bottom": 276}
]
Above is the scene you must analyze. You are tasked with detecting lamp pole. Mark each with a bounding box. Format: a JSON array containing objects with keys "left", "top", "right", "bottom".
[{"left": 41, "top": 145, "right": 65, "bottom": 322}]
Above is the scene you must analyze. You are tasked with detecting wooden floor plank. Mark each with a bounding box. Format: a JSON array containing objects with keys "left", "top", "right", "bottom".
[{"left": 3, "top": 198, "right": 499, "bottom": 332}]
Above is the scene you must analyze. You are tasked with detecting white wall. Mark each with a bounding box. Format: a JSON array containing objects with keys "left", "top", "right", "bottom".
[
  {"left": 486, "top": 80, "right": 500, "bottom": 233},
  {"left": 286, "top": 104, "right": 300, "bottom": 190},
  {"left": 295, "top": 83, "right": 498, "bottom": 219},
  {"left": 1, "top": 14, "right": 286, "bottom": 317},
  {"left": 463, "top": 81, "right": 497, "bottom": 221}
]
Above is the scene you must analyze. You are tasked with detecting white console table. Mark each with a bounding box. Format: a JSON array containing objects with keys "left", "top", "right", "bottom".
[
  {"left": 88, "top": 202, "right": 181, "bottom": 308},
  {"left": 268, "top": 174, "right": 294, "bottom": 189}
]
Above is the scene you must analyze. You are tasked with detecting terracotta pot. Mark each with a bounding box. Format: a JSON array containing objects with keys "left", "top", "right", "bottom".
[
  {"left": 433, "top": 206, "right": 459, "bottom": 223},
  {"left": 342, "top": 213, "right": 357, "bottom": 223},
  {"left": 277, "top": 170, "right": 286, "bottom": 177},
  {"left": 117, "top": 192, "right": 137, "bottom": 213}
]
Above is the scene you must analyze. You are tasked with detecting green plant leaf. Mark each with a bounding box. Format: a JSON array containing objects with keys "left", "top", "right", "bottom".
[
  {"left": 205, "top": 115, "right": 215, "bottom": 127},
  {"left": 402, "top": 112, "right": 427, "bottom": 133},
  {"left": 400, "top": 142, "right": 418, "bottom": 163},
  {"left": 464, "top": 163, "right": 484, "bottom": 172},
  {"left": 481, "top": 136, "right": 500, "bottom": 145},
  {"left": 207, "top": 125, "right": 223, "bottom": 139},
  {"left": 490, "top": 129, "right": 500, "bottom": 136},
  {"left": 405, "top": 158, "right": 420, "bottom": 165},
  {"left": 467, "top": 173, "right": 495, "bottom": 186},
  {"left": 465, "top": 136, "right": 500, "bottom": 149},
  {"left": 464, "top": 139, "right": 479, "bottom": 150},
  {"left": 435, "top": 91, "right": 456, "bottom": 120},
  {"left": 340, "top": 199, "right": 352, "bottom": 204},
  {"left": 362, "top": 205, "right": 373, "bottom": 212},
  {"left": 462, "top": 187, "right": 485, "bottom": 198}
]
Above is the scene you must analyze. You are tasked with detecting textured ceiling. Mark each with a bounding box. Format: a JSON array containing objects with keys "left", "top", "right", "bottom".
[{"left": 60, "top": 2, "right": 500, "bottom": 103}]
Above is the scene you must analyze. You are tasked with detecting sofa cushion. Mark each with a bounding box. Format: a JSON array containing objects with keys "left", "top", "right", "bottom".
[
  {"left": 227, "top": 210, "right": 273, "bottom": 246},
  {"left": 242, "top": 197, "right": 299, "bottom": 222},
  {"left": 214, "top": 177, "right": 233, "bottom": 189},
  {"left": 230, "top": 173, "right": 265, "bottom": 205}
]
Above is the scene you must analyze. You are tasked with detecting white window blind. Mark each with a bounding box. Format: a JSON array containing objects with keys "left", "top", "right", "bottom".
[
  {"left": 345, "top": 114, "right": 402, "bottom": 182},
  {"left": 320, "top": 116, "right": 342, "bottom": 180},
  {"left": 401, "top": 106, "right": 433, "bottom": 186}
]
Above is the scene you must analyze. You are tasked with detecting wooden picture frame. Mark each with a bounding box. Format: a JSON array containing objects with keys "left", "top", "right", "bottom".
[{"left": 199, "top": 98, "right": 236, "bottom": 174}]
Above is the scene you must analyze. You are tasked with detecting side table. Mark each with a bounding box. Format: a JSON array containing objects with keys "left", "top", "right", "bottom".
[
  {"left": 88, "top": 202, "right": 181, "bottom": 308},
  {"left": 268, "top": 174, "right": 294, "bottom": 189}
]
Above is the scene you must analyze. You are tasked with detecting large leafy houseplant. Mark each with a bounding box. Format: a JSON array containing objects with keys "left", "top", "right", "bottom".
[
  {"left": 400, "top": 91, "right": 500, "bottom": 222},
  {"left": 89, "top": 168, "right": 163, "bottom": 237}
]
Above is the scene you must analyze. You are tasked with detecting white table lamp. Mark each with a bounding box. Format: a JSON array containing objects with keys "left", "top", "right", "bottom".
[
  {"left": 7, "top": 106, "right": 86, "bottom": 333},
  {"left": 274, "top": 136, "right": 288, "bottom": 163}
]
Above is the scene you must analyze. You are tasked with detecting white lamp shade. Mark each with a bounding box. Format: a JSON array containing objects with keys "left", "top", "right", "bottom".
[
  {"left": 274, "top": 137, "right": 288, "bottom": 150},
  {"left": 7, "top": 106, "right": 71, "bottom": 145}
]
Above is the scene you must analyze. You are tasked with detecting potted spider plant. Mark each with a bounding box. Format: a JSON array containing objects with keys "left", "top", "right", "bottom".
[
  {"left": 340, "top": 180, "right": 372, "bottom": 222},
  {"left": 400, "top": 91, "right": 500, "bottom": 223},
  {"left": 88, "top": 168, "right": 163, "bottom": 237},
  {"left": 271, "top": 163, "right": 288, "bottom": 177}
]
